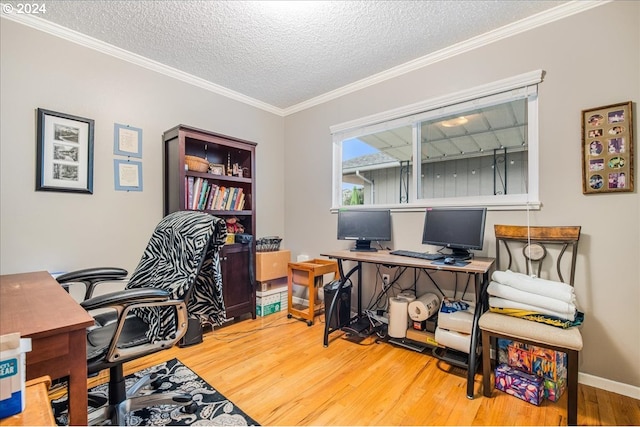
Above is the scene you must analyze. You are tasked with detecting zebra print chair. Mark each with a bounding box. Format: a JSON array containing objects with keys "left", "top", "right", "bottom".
[{"left": 56, "top": 210, "right": 227, "bottom": 425}]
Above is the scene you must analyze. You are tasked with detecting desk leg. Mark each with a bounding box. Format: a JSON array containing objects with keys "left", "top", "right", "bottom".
[
  {"left": 67, "top": 329, "right": 88, "bottom": 426},
  {"left": 466, "top": 272, "right": 488, "bottom": 399}
]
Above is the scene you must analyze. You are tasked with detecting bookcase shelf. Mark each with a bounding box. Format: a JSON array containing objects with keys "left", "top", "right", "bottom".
[{"left": 163, "top": 124, "right": 257, "bottom": 320}]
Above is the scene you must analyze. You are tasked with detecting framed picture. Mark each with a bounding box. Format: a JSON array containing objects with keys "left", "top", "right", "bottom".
[
  {"left": 36, "top": 108, "right": 94, "bottom": 194},
  {"left": 114, "top": 123, "right": 143, "bottom": 158},
  {"left": 209, "top": 163, "right": 225, "bottom": 175},
  {"left": 114, "top": 159, "right": 143, "bottom": 191},
  {"left": 581, "top": 101, "right": 634, "bottom": 194}
]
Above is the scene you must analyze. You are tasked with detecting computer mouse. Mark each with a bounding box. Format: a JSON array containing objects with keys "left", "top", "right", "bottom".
[{"left": 444, "top": 257, "right": 456, "bottom": 265}]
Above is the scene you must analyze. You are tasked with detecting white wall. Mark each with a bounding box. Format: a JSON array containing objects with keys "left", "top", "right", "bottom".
[
  {"left": 284, "top": 1, "right": 640, "bottom": 390},
  {"left": 0, "top": 19, "right": 286, "bottom": 275}
]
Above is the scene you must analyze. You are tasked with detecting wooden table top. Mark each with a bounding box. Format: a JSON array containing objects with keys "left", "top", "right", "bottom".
[
  {"left": 0, "top": 271, "right": 94, "bottom": 338},
  {"left": 320, "top": 249, "right": 495, "bottom": 274}
]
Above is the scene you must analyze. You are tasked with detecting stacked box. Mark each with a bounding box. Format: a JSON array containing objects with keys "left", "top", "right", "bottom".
[
  {"left": 531, "top": 346, "right": 567, "bottom": 381},
  {"left": 508, "top": 343, "right": 532, "bottom": 373},
  {"left": 257, "top": 277, "right": 288, "bottom": 292},
  {"left": 496, "top": 339, "right": 568, "bottom": 402},
  {"left": 497, "top": 338, "right": 511, "bottom": 365},
  {"left": 495, "top": 363, "right": 544, "bottom": 406},
  {"left": 256, "top": 287, "right": 288, "bottom": 317},
  {"left": 544, "top": 377, "right": 566, "bottom": 402},
  {"left": 256, "top": 250, "right": 291, "bottom": 282}
]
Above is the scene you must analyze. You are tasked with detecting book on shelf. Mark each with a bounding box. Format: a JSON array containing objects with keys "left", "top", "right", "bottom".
[
  {"left": 233, "top": 188, "right": 244, "bottom": 210},
  {"left": 201, "top": 180, "right": 212, "bottom": 210},
  {"left": 191, "top": 178, "right": 202, "bottom": 210},
  {"left": 184, "top": 177, "right": 247, "bottom": 212},
  {"left": 206, "top": 183, "right": 218, "bottom": 210},
  {"left": 236, "top": 192, "right": 245, "bottom": 210},
  {"left": 186, "top": 176, "right": 194, "bottom": 209},
  {"left": 226, "top": 187, "right": 237, "bottom": 210},
  {"left": 214, "top": 186, "right": 226, "bottom": 210}
]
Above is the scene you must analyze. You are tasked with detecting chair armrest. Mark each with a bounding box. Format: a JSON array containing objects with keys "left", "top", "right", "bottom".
[
  {"left": 80, "top": 288, "right": 170, "bottom": 311},
  {"left": 56, "top": 267, "right": 128, "bottom": 283},
  {"left": 56, "top": 267, "right": 129, "bottom": 300}
]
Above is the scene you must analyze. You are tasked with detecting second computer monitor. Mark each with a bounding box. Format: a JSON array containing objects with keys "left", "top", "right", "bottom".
[
  {"left": 337, "top": 209, "right": 391, "bottom": 252},
  {"left": 422, "top": 207, "right": 487, "bottom": 259}
]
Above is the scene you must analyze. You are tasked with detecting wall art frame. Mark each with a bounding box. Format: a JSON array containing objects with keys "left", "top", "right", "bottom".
[
  {"left": 114, "top": 123, "right": 143, "bottom": 158},
  {"left": 114, "top": 159, "right": 143, "bottom": 191},
  {"left": 36, "top": 108, "right": 94, "bottom": 194},
  {"left": 581, "top": 101, "right": 634, "bottom": 194}
]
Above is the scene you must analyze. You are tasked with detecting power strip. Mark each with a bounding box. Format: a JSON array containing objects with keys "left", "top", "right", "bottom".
[{"left": 365, "top": 309, "right": 388, "bottom": 324}]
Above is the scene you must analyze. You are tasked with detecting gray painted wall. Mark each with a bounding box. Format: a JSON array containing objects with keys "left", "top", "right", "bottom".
[
  {"left": 1, "top": 19, "right": 286, "bottom": 275},
  {"left": 283, "top": 2, "right": 639, "bottom": 390}
]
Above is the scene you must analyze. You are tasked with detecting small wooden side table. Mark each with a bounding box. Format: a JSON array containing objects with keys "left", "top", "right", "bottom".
[
  {"left": 0, "top": 376, "right": 55, "bottom": 426},
  {"left": 287, "top": 259, "right": 339, "bottom": 326}
]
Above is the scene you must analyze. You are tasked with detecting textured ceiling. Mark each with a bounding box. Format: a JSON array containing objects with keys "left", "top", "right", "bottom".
[{"left": 4, "top": 0, "right": 571, "bottom": 111}]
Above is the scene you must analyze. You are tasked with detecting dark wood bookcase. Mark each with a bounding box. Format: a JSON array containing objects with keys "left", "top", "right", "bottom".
[{"left": 163, "top": 124, "right": 257, "bottom": 320}]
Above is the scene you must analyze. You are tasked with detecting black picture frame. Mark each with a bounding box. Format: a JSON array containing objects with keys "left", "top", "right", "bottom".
[{"left": 36, "top": 108, "right": 94, "bottom": 194}]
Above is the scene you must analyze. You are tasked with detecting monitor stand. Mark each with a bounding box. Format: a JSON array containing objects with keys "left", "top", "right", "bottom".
[
  {"left": 350, "top": 240, "right": 377, "bottom": 252},
  {"left": 450, "top": 248, "right": 472, "bottom": 260}
]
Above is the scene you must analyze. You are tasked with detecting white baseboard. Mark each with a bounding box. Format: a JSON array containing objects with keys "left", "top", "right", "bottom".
[{"left": 578, "top": 372, "right": 640, "bottom": 399}]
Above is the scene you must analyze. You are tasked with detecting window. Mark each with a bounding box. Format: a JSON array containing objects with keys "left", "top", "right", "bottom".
[{"left": 331, "top": 70, "right": 543, "bottom": 210}]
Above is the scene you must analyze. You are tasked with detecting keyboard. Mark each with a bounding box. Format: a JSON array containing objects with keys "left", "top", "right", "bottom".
[{"left": 389, "top": 249, "right": 444, "bottom": 260}]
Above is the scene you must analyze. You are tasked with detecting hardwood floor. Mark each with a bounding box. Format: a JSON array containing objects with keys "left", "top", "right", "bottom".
[{"left": 100, "top": 311, "right": 639, "bottom": 426}]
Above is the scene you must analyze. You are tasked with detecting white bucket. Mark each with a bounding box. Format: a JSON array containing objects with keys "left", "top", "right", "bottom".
[{"left": 0, "top": 333, "right": 32, "bottom": 418}]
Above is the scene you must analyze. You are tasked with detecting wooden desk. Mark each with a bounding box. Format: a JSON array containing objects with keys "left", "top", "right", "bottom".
[
  {"left": 0, "top": 271, "right": 94, "bottom": 426},
  {"left": 0, "top": 376, "right": 55, "bottom": 426},
  {"left": 320, "top": 250, "right": 495, "bottom": 399}
]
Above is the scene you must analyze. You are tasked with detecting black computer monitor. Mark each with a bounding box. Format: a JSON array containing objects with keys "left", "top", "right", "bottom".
[
  {"left": 422, "top": 207, "right": 487, "bottom": 260},
  {"left": 337, "top": 209, "right": 391, "bottom": 252}
]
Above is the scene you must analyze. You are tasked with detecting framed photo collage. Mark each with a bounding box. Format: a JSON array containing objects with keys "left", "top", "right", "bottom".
[{"left": 581, "top": 101, "right": 634, "bottom": 194}]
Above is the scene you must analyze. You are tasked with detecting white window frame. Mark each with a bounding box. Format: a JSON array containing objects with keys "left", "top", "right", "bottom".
[{"left": 331, "top": 70, "right": 544, "bottom": 211}]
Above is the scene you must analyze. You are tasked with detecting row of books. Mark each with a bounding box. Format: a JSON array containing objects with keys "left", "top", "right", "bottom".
[{"left": 186, "top": 177, "right": 246, "bottom": 211}]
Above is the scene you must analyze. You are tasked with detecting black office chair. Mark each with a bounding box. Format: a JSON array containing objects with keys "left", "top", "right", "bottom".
[{"left": 56, "top": 211, "right": 228, "bottom": 425}]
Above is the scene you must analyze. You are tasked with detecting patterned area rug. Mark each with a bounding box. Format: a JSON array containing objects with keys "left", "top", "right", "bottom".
[{"left": 51, "top": 358, "right": 259, "bottom": 426}]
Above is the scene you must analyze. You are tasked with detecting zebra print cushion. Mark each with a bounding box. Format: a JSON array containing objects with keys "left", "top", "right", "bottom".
[{"left": 125, "top": 211, "right": 227, "bottom": 342}]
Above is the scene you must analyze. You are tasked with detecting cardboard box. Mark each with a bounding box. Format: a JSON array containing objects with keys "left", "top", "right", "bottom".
[
  {"left": 0, "top": 333, "right": 32, "bottom": 418},
  {"left": 257, "top": 277, "right": 288, "bottom": 292},
  {"left": 495, "top": 363, "right": 544, "bottom": 406},
  {"left": 405, "top": 328, "right": 442, "bottom": 347},
  {"left": 256, "top": 287, "right": 288, "bottom": 317},
  {"left": 256, "top": 250, "right": 291, "bottom": 282}
]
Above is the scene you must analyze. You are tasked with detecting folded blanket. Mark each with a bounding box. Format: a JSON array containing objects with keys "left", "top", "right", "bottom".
[
  {"left": 492, "top": 270, "right": 575, "bottom": 303},
  {"left": 488, "top": 306, "right": 584, "bottom": 329},
  {"left": 487, "top": 281, "right": 577, "bottom": 318},
  {"left": 489, "top": 296, "right": 576, "bottom": 321}
]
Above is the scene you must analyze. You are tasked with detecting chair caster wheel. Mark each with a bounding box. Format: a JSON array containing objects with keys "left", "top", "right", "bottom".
[
  {"left": 150, "top": 375, "right": 163, "bottom": 390},
  {"left": 183, "top": 402, "right": 198, "bottom": 414},
  {"left": 287, "top": 314, "right": 292, "bottom": 319},
  {"left": 307, "top": 320, "right": 313, "bottom": 326}
]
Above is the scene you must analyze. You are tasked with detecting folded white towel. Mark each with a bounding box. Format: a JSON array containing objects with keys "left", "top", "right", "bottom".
[
  {"left": 492, "top": 270, "right": 575, "bottom": 303},
  {"left": 489, "top": 296, "right": 576, "bottom": 321},
  {"left": 487, "top": 281, "right": 577, "bottom": 318}
]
